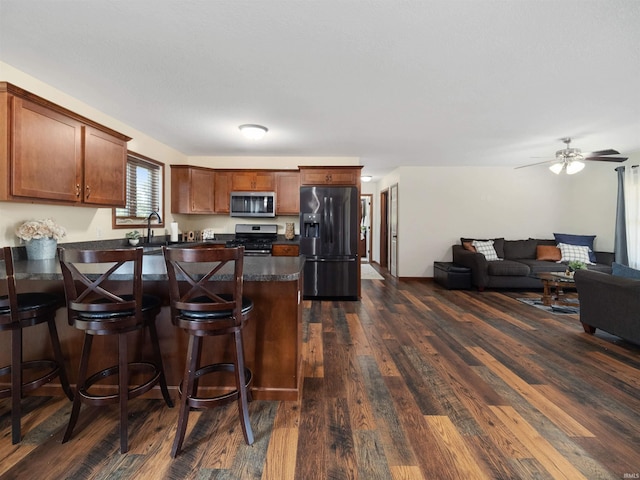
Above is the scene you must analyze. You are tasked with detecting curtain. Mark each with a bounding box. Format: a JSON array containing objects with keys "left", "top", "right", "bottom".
[
  {"left": 626, "top": 165, "right": 640, "bottom": 269},
  {"left": 614, "top": 167, "right": 628, "bottom": 264}
]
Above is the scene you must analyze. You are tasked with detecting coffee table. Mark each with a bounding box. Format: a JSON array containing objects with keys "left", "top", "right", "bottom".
[{"left": 534, "top": 272, "right": 576, "bottom": 306}]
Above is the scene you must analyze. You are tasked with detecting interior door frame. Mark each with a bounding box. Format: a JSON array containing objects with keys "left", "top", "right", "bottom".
[
  {"left": 360, "top": 194, "right": 372, "bottom": 262},
  {"left": 390, "top": 183, "right": 398, "bottom": 277},
  {"left": 379, "top": 188, "right": 388, "bottom": 269}
]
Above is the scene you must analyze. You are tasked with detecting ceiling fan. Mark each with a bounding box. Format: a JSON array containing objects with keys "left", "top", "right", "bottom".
[{"left": 516, "top": 137, "right": 628, "bottom": 174}]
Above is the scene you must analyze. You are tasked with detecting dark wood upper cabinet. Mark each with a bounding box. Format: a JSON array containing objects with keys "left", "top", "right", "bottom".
[
  {"left": 231, "top": 171, "right": 275, "bottom": 191},
  {"left": 11, "top": 97, "right": 83, "bottom": 203},
  {"left": 275, "top": 171, "right": 300, "bottom": 215},
  {"left": 214, "top": 170, "right": 231, "bottom": 213},
  {"left": 171, "top": 165, "right": 215, "bottom": 214},
  {"left": 83, "top": 126, "right": 127, "bottom": 206},
  {"left": 0, "top": 82, "right": 130, "bottom": 207},
  {"left": 299, "top": 166, "right": 362, "bottom": 186}
]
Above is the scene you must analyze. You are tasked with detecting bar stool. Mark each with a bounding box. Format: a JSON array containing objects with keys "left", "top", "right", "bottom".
[
  {"left": 58, "top": 247, "right": 173, "bottom": 454},
  {"left": 0, "top": 246, "right": 73, "bottom": 444},
  {"left": 163, "top": 245, "right": 254, "bottom": 458}
]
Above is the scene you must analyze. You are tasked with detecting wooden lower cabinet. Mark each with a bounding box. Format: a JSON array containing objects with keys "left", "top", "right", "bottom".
[
  {"left": 272, "top": 243, "right": 300, "bottom": 257},
  {"left": 20, "top": 274, "right": 304, "bottom": 402}
]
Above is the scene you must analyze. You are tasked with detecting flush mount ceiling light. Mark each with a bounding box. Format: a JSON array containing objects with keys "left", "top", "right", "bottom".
[
  {"left": 239, "top": 124, "right": 268, "bottom": 140},
  {"left": 361, "top": 175, "right": 372, "bottom": 182}
]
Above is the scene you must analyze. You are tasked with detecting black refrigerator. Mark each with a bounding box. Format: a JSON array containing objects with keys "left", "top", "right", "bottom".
[{"left": 300, "top": 186, "right": 359, "bottom": 299}]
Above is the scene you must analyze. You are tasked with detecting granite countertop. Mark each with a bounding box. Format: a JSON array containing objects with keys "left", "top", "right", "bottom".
[{"left": 10, "top": 254, "right": 305, "bottom": 282}]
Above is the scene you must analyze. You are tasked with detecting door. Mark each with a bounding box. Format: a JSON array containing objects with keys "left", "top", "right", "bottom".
[
  {"left": 379, "top": 189, "right": 388, "bottom": 269},
  {"left": 390, "top": 183, "right": 398, "bottom": 277},
  {"left": 360, "top": 194, "right": 372, "bottom": 262}
]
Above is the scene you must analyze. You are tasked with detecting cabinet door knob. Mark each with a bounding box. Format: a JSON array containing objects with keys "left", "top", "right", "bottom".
[
  {"left": 85, "top": 185, "right": 91, "bottom": 198},
  {"left": 76, "top": 184, "right": 81, "bottom": 197}
]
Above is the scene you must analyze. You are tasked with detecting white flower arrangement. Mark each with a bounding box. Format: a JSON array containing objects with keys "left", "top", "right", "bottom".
[{"left": 15, "top": 219, "right": 67, "bottom": 241}]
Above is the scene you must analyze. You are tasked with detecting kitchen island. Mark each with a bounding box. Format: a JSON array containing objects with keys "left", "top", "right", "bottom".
[{"left": 5, "top": 253, "right": 305, "bottom": 401}]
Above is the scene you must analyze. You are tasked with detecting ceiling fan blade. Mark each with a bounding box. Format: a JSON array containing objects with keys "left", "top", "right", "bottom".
[
  {"left": 584, "top": 156, "right": 628, "bottom": 162},
  {"left": 587, "top": 149, "right": 620, "bottom": 156},
  {"left": 515, "top": 159, "right": 555, "bottom": 169}
]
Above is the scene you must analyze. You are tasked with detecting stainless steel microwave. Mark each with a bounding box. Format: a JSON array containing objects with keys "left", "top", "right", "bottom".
[{"left": 230, "top": 191, "right": 276, "bottom": 217}]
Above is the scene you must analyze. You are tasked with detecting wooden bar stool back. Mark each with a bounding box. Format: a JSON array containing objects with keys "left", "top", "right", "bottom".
[
  {"left": 163, "top": 245, "right": 254, "bottom": 458},
  {"left": 0, "top": 246, "right": 73, "bottom": 444},
  {"left": 58, "top": 247, "right": 173, "bottom": 454}
]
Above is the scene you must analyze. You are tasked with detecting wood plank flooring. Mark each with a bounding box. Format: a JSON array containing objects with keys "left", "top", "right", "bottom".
[{"left": 2, "top": 267, "right": 639, "bottom": 479}]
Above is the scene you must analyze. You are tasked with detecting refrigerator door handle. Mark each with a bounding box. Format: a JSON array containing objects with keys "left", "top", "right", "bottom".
[
  {"left": 323, "top": 196, "right": 329, "bottom": 244},
  {"left": 329, "top": 196, "right": 334, "bottom": 243}
]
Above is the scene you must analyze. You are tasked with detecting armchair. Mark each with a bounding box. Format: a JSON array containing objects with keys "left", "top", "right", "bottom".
[{"left": 574, "top": 269, "right": 640, "bottom": 344}]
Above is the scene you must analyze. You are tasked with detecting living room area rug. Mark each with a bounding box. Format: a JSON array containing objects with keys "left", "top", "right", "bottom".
[
  {"left": 517, "top": 297, "right": 579, "bottom": 315},
  {"left": 361, "top": 263, "right": 384, "bottom": 280}
]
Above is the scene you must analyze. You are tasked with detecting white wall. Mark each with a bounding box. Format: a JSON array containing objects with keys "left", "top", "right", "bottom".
[{"left": 372, "top": 160, "right": 628, "bottom": 278}]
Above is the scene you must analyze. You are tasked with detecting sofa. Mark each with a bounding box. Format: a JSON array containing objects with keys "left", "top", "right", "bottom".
[
  {"left": 452, "top": 237, "right": 613, "bottom": 290},
  {"left": 574, "top": 266, "right": 640, "bottom": 344}
]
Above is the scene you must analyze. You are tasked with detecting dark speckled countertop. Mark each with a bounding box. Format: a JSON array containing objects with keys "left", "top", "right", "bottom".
[{"left": 9, "top": 250, "right": 305, "bottom": 282}]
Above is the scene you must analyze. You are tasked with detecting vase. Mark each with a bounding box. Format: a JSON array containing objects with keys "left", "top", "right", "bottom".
[
  {"left": 25, "top": 237, "right": 57, "bottom": 260},
  {"left": 285, "top": 222, "right": 295, "bottom": 240}
]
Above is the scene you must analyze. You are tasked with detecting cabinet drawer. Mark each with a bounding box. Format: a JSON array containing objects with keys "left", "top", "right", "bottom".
[{"left": 272, "top": 244, "right": 300, "bottom": 257}]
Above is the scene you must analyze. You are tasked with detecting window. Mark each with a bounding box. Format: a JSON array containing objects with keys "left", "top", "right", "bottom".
[{"left": 113, "top": 151, "right": 164, "bottom": 228}]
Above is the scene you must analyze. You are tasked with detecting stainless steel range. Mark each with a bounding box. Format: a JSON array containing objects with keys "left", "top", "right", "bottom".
[{"left": 225, "top": 224, "right": 278, "bottom": 255}]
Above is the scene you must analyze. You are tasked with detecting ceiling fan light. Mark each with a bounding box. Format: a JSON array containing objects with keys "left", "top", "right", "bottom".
[
  {"left": 549, "top": 162, "right": 564, "bottom": 174},
  {"left": 566, "top": 160, "right": 585, "bottom": 175},
  {"left": 239, "top": 124, "right": 268, "bottom": 140}
]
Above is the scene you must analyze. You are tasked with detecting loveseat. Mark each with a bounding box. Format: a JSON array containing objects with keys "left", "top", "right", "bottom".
[
  {"left": 574, "top": 266, "right": 640, "bottom": 344},
  {"left": 452, "top": 237, "right": 613, "bottom": 290}
]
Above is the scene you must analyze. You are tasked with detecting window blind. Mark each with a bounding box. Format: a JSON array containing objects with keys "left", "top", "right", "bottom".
[{"left": 115, "top": 154, "right": 161, "bottom": 220}]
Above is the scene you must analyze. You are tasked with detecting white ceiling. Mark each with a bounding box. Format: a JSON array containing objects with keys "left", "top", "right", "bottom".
[{"left": 1, "top": 0, "right": 639, "bottom": 180}]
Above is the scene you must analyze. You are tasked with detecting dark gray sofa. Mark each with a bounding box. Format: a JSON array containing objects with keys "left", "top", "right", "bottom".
[
  {"left": 574, "top": 269, "right": 640, "bottom": 344},
  {"left": 452, "top": 238, "right": 613, "bottom": 290}
]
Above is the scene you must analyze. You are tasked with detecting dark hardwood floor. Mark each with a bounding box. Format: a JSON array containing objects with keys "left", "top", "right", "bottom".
[{"left": 2, "top": 267, "right": 639, "bottom": 479}]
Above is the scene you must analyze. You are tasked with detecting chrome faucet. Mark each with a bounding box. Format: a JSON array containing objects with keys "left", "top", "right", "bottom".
[{"left": 146, "top": 211, "right": 162, "bottom": 244}]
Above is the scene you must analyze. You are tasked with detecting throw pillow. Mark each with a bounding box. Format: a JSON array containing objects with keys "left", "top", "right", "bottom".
[
  {"left": 472, "top": 240, "right": 500, "bottom": 261},
  {"left": 503, "top": 239, "right": 537, "bottom": 259},
  {"left": 462, "top": 241, "right": 477, "bottom": 252},
  {"left": 536, "top": 245, "right": 561, "bottom": 261},
  {"left": 557, "top": 243, "right": 594, "bottom": 265},
  {"left": 611, "top": 262, "right": 640, "bottom": 280},
  {"left": 461, "top": 237, "right": 504, "bottom": 258},
  {"left": 554, "top": 233, "right": 597, "bottom": 262}
]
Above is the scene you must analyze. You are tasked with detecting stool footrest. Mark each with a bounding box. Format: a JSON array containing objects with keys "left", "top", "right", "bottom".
[
  {"left": 78, "top": 362, "right": 162, "bottom": 406},
  {"left": 179, "top": 362, "right": 252, "bottom": 409},
  {"left": 0, "top": 359, "right": 61, "bottom": 398}
]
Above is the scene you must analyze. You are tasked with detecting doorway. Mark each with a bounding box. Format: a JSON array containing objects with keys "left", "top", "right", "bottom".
[
  {"left": 360, "top": 194, "right": 372, "bottom": 263},
  {"left": 379, "top": 189, "right": 388, "bottom": 269},
  {"left": 390, "top": 183, "right": 398, "bottom": 277}
]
